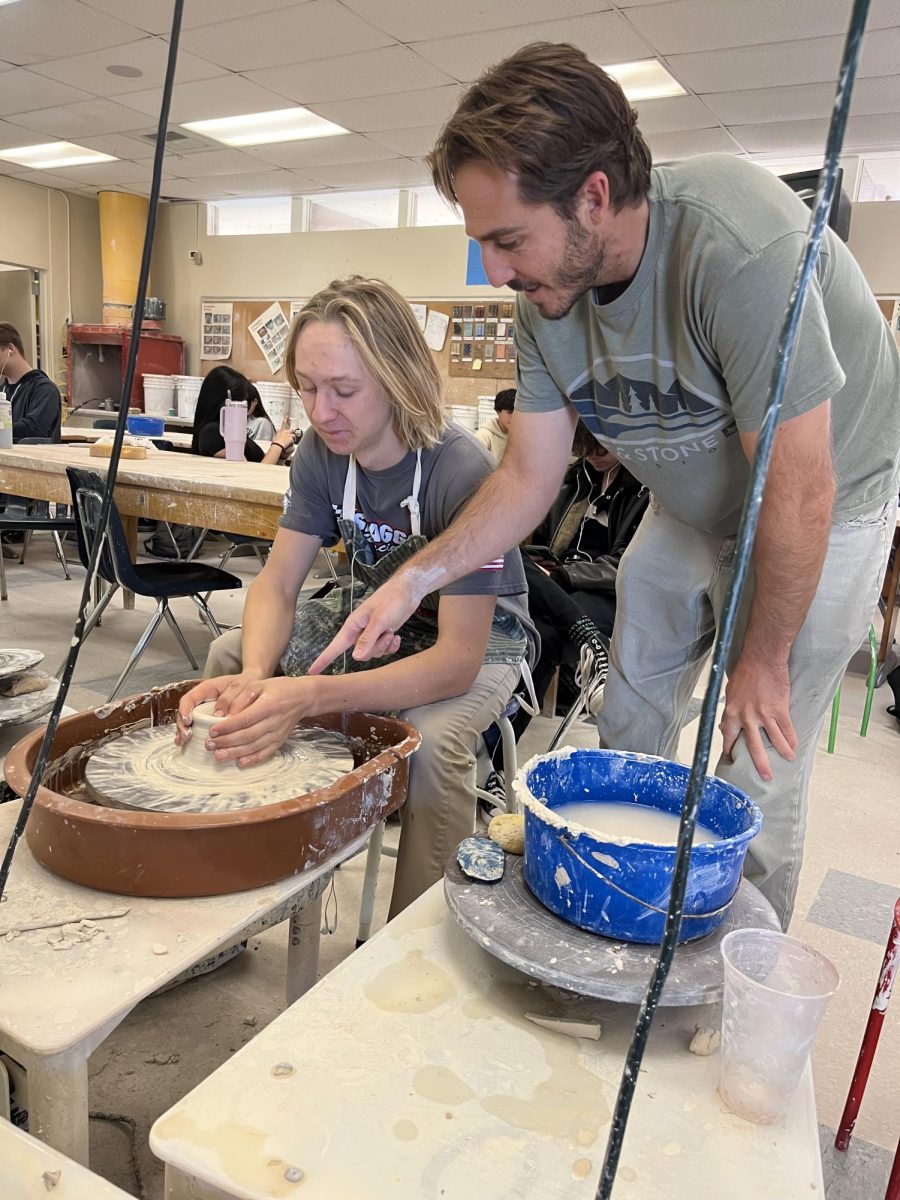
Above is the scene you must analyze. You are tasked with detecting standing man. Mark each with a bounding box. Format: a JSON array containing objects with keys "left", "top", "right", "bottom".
[
  {"left": 314, "top": 42, "right": 900, "bottom": 929},
  {"left": 0, "top": 322, "right": 62, "bottom": 442},
  {"left": 475, "top": 387, "right": 515, "bottom": 461}
]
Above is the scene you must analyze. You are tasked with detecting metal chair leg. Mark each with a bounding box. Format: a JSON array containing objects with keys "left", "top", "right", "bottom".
[
  {"left": 161, "top": 601, "right": 199, "bottom": 670},
  {"left": 860, "top": 624, "right": 878, "bottom": 738},
  {"left": 185, "top": 528, "right": 209, "bottom": 562},
  {"left": 51, "top": 531, "right": 71, "bottom": 580},
  {"left": 827, "top": 685, "right": 841, "bottom": 754},
  {"left": 18, "top": 528, "right": 34, "bottom": 565},
  {"left": 356, "top": 821, "right": 386, "bottom": 946},
  {"left": 498, "top": 716, "right": 518, "bottom": 814},
  {"left": 253, "top": 543, "right": 269, "bottom": 566},
  {"left": 217, "top": 544, "right": 237, "bottom": 571},
  {"left": 0, "top": 545, "right": 7, "bottom": 601},
  {"left": 190, "top": 594, "right": 223, "bottom": 638},
  {"left": 107, "top": 602, "right": 167, "bottom": 701}
]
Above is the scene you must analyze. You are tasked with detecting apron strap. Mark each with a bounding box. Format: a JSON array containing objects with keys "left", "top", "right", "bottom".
[{"left": 342, "top": 449, "right": 423, "bottom": 538}]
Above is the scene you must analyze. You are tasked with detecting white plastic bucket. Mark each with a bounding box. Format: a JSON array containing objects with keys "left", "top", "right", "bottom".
[
  {"left": 450, "top": 405, "right": 477, "bottom": 432},
  {"left": 143, "top": 384, "right": 174, "bottom": 417}
]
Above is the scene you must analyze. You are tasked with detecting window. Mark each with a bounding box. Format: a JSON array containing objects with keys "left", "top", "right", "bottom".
[
  {"left": 857, "top": 157, "right": 900, "bottom": 202},
  {"left": 305, "top": 190, "right": 400, "bottom": 232},
  {"left": 207, "top": 196, "right": 292, "bottom": 236},
  {"left": 410, "top": 186, "right": 464, "bottom": 227}
]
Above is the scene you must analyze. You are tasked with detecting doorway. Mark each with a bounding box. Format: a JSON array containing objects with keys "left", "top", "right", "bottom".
[{"left": 0, "top": 263, "right": 43, "bottom": 369}]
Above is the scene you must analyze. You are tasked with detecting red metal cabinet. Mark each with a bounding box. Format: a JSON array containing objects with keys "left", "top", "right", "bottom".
[{"left": 67, "top": 324, "right": 184, "bottom": 412}]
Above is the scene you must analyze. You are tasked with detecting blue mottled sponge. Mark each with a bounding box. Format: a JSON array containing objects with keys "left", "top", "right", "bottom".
[{"left": 457, "top": 835, "right": 505, "bottom": 883}]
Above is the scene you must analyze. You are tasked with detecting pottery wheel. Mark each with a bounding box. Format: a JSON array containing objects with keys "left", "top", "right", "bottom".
[
  {"left": 444, "top": 854, "right": 780, "bottom": 1006},
  {"left": 0, "top": 648, "right": 44, "bottom": 680},
  {"left": 84, "top": 723, "right": 355, "bottom": 815}
]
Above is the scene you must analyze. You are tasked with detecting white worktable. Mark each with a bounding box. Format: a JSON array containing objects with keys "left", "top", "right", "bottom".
[
  {"left": 0, "top": 1120, "right": 134, "bottom": 1199},
  {"left": 0, "top": 800, "right": 368, "bottom": 1169},
  {"left": 151, "top": 882, "right": 824, "bottom": 1200}
]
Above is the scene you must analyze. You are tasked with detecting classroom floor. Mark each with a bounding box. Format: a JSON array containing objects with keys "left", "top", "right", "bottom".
[{"left": 1, "top": 533, "right": 898, "bottom": 1199}]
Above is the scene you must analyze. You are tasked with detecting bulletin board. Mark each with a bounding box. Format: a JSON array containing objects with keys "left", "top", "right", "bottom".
[{"left": 198, "top": 296, "right": 515, "bottom": 407}]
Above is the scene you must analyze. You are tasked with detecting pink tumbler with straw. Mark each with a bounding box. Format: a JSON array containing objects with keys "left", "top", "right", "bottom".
[{"left": 219, "top": 392, "right": 248, "bottom": 461}]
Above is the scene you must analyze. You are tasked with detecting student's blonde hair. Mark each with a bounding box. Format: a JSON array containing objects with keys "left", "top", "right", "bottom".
[{"left": 285, "top": 276, "right": 447, "bottom": 450}]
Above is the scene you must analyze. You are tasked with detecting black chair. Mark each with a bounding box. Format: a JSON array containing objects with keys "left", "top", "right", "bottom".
[
  {"left": 0, "top": 438, "right": 77, "bottom": 601},
  {"left": 66, "top": 466, "right": 242, "bottom": 700}
]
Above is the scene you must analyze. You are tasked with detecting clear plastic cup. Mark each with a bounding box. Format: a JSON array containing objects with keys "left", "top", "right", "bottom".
[{"left": 719, "top": 928, "right": 839, "bottom": 1124}]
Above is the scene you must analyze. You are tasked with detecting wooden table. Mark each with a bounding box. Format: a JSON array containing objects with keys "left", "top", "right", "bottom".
[
  {"left": 0, "top": 800, "right": 368, "bottom": 1169},
  {"left": 61, "top": 428, "right": 195, "bottom": 450},
  {"left": 151, "top": 883, "right": 824, "bottom": 1200},
  {"left": 0, "top": 1121, "right": 134, "bottom": 1199}
]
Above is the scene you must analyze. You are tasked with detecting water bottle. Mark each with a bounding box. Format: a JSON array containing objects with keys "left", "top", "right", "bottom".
[
  {"left": 0, "top": 391, "right": 13, "bottom": 449},
  {"left": 219, "top": 391, "right": 248, "bottom": 462}
]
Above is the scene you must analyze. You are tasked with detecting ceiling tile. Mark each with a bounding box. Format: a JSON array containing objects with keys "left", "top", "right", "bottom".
[
  {"left": 77, "top": 131, "right": 186, "bottom": 160},
  {"left": 341, "top": 0, "right": 612, "bottom": 43},
  {"left": 26, "top": 37, "right": 225, "bottom": 98},
  {"left": 0, "top": 69, "right": 92, "bottom": 118},
  {"left": 119, "top": 75, "right": 293, "bottom": 124},
  {"left": 39, "top": 158, "right": 155, "bottom": 187},
  {"left": 366, "top": 125, "right": 443, "bottom": 156},
  {"left": 307, "top": 84, "right": 462, "bottom": 132},
  {"left": 221, "top": 169, "right": 315, "bottom": 195},
  {"left": 0, "top": 118, "right": 43, "bottom": 150},
  {"left": 161, "top": 147, "right": 275, "bottom": 178},
  {"left": 6, "top": 97, "right": 148, "bottom": 139},
  {"left": 178, "top": 0, "right": 395, "bottom": 73},
  {"left": 160, "top": 178, "right": 238, "bottom": 201},
  {"left": 243, "top": 45, "right": 454, "bottom": 105},
  {"left": 0, "top": 168, "right": 99, "bottom": 195},
  {"left": 730, "top": 112, "right": 900, "bottom": 157},
  {"left": 648, "top": 127, "right": 744, "bottom": 161},
  {"left": 704, "top": 75, "right": 900, "bottom": 127},
  {"left": 0, "top": 1, "right": 148, "bottom": 66},
  {"left": 303, "top": 158, "right": 432, "bottom": 189},
  {"left": 0, "top": 61, "right": 14, "bottom": 74},
  {"left": 633, "top": 95, "right": 720, "bottom": 136},
  {"left": 626, "top": 0, "right": 900, "bottom": 57},
  {"left": 80, "top": 0, "right": 303, "bottom": 37},
  {"left": 413, "top": 12, "right": 652, "bottom": 82},
  {"left": 243, "top": 133, "right": 395, "bottom": 169}
]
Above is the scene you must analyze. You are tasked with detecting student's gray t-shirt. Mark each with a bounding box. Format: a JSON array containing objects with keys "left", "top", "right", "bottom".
[
  {"left": 516, "top": 154, "right": 900, "bottom": 537},
  {"left": 280, "top": 423, "right": 535, "bottom": 648}
]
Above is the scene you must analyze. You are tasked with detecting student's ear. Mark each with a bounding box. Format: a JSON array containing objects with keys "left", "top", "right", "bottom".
[{"left": 579, "top": 172, "right": 611, "bottom": 226}]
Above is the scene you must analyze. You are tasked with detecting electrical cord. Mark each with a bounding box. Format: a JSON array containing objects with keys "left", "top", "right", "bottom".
[
  {"left": 596, "top": 1, "right": 871, "bottom": 1194},
  {"left": 0, "top": 0, "right": 186, "bottom": 907}
]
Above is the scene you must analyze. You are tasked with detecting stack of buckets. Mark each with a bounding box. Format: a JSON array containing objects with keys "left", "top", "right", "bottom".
[
  {"left": 173, "top": 375, "right": 204, "bottom": 420},
  {"left": 477, "top": 396, "right": 496, "bottom": 429},
  {"left": 142, "top": 374, "right": 176, "bottom": 418},
  {"left": 449, "top": 404, "right": 478, "bottom": 432},
  {"left": 254, "top": 380, "right": 294, "bottom": 431}
]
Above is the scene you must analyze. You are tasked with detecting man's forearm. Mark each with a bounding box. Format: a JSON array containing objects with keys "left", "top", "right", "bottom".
[
  {"left": 239, "top": 576, "right": 299, "bottom": 676},
  {"left": 742, "top": 475, "right": 835, "bottom": 661}
]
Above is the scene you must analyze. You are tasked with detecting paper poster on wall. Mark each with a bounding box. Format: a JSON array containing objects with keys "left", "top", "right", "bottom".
[
  {"left": 249, "top": 301, "right": 290, "bottom": 374},
  {"left": 289, "top": 301, "right": 304, "bottom": 320},
  {"left": 201, "top": 301, "right": 233, "bottom": 360},
  {"left": 424, "top": 309, "right": 449, "bottom": 351},
  {"left": 410, "top": 303, "right": 427, "bottom": 332}
]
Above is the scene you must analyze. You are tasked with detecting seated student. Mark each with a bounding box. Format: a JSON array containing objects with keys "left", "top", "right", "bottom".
[
  {"left": 247, "top": 391, "right": 276, "bottom": 443},
  {"left": 177, "top": 276, "right": 535, "bottom": 916},
  {"left": 191, "top": 366, "right": 294, "bottom": 464},
  {"left": 474, "top": 387, "right": 515, "bottom": 462},
  {"left": 0, "top": 322, "right": 61, "bottom": 442}
]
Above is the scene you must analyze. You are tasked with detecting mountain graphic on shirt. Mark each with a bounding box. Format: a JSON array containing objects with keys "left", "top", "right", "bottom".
[{"left": 569, "top": 372, "right": 731, "bottom": 444}]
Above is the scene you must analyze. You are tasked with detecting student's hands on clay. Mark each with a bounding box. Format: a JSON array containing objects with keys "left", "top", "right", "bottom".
[
  {"left": 199, "top": 677, "right": 321, "bottom": 767},
  {"left": 174, "top": 670, "right": 267, "bottom": 746},
  {"left": 720, "top": 652, "right": 798, "bottom": 782}
]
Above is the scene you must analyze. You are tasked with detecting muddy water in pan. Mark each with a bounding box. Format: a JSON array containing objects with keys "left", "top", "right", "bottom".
[{"left": 553, "top": 800, "right": 720, "bottom": 846}]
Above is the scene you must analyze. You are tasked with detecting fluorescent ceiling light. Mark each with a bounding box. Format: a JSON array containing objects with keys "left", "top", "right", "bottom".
[
  {"left": 0, "top": 141, "right": 117, "bottom": 169},
  {"left": 604, "top": 59, "right": 685, "bottom": 102},
  {"left": 181, "top": 107, "right": 349, "bottom": 148}
]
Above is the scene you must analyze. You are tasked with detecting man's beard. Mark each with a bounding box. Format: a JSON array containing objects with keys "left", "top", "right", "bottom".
[{"left": 510, "top": 220, "right": 606, "bottom": 321}]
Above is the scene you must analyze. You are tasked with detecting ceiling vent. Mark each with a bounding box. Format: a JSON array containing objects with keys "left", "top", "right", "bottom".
[{"left": 136, "top": 128, "right": 217, "bottom": 155}]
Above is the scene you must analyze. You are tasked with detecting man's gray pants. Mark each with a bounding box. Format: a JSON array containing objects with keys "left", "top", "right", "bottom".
[{"left": 596, "top": 496, "right": 898, "bottom": 930}]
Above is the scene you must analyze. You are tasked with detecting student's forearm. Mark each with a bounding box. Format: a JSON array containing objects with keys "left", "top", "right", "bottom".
[
  {"left": 309, "top": 643, "right": 478, "bottom": 712},
  {"left": 239, "top": 576, "right": 300, "bottom": 676}
]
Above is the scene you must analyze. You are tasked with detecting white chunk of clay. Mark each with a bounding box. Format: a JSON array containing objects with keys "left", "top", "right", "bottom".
[
  {"left": 488, "top": 812, "right": 525, "bottom": 855},
  {"left": 689, "top": 1026, "right": 721, "bottom": 1056}
]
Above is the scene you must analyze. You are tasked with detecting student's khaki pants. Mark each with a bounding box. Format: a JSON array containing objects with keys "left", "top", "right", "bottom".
[
  {"left": 596, "top": 496, "right": 898, "bottom": 931},
  {"left": 204, "top": 630, "right": 519, "bottom": 919}
]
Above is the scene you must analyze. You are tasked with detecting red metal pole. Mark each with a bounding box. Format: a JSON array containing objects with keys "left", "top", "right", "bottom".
[{"left": 835, "top": 898, "right": 900, "bottom": 1153}]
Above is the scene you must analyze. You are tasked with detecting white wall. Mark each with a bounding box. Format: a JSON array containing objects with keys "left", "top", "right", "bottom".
[
  {"left": 0, "top": 176, "right": 101, "bottom": 389},
  {"left": 152, "top": 202, "right": 511, "bottom": 373},
  {"left": 0, "top": 269, "right": 35, "bottom": 361},
  {"left": 847, "top": 201, "right": 900, "bottom": 297}
]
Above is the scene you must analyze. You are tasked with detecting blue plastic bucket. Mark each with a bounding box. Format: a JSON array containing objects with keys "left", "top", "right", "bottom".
[
  {"left": 126, "top": 415, "right": 165, "bottom": 437},
  {"left": 517, "top": 749, "right": 763, "bottom": 945}
]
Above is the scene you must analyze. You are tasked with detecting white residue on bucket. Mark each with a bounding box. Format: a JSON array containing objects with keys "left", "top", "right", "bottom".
[
  {"left": 592, "top": 851, "right": 620, "bottom": 870},
  {"left": 554, "top": 866, "right": 571, "bottom": 888}
]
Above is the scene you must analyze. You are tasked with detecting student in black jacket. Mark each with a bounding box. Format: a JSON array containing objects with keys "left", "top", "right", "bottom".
[{"left": 0, "top": 322, "right": 61, "bottom": 442}]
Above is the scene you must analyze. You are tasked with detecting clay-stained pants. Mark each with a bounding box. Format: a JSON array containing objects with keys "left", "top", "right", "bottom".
[
  {"left": 203, "top": 630, "right": 519, "bottom": 918},
  {"left": 596, "top": 495, "right": 898, "bottom": 931}
]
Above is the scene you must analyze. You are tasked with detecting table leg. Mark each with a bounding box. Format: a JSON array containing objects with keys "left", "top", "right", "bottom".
[
  {"left": 25, "top": 1048, "right": 90, "bottom": 1166},
  {"left": 286, "top": 885, "right": 326, "bottom": 1006},
  {"left": 121, "top": 514, "right": 138, "bottom": 610}
]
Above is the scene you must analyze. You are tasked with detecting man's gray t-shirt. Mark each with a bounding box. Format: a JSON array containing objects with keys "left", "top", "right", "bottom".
[
  {"left": 281, "top": 424, "right": 535, "bottom": 648},
  {"left": 516, "top": 154, "right": 900, "bottom": 536}
]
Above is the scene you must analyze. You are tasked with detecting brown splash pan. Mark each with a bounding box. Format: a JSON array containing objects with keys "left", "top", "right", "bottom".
[{"left": 3, "top": 682, "right": 420, "bottom": 898}]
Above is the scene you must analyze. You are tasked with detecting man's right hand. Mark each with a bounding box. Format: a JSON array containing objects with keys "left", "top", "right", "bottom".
[
  {"left": 308, "top": 572, "right": 416, "bottom": 674},
  {"left": 175, "top": 670, "right": 267, "bottom": 744}
]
